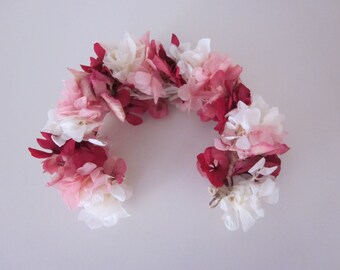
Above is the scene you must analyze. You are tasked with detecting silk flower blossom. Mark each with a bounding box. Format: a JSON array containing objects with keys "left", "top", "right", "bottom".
[
  {"left": 44, "top": 109, "right": 102, "bottom": 146},
  {"left": 217, "top": 158, "right": 279, "bottom": 231},
  {"left": 29, "top": 33, "right": 289, "bottom": 231},
  {"left": 169, "top": 38, "right": 210, "bottom": 80},
  {"left": 215, "top": 95, "right": 289, "bottom": 159},
  {"left": 66, "top": 161, "right": 131, "bottom": 229},
  {"left": 102, "top": 33, "right": 149, "bottom": 81},
  {"left": 78, "top": 181, "right": 132, "bottom": 229}
]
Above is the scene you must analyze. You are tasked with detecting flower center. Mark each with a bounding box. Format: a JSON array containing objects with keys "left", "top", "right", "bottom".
[{"left": 208, "top": 159, "right": 219, "bottom": 172}]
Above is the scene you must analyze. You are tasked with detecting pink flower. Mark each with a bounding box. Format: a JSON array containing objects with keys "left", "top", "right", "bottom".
[
  {"left": 148, "top": 39, "right": 185, "bottom": 87},
  {"left": 215, "top": 95, "right": 289, "bottom": 159},
  {"left": 54, "top": 160, "right": 128, "bottom": 210},
  {"left": 104, "top": 158, "right": 127, "bottom": 184},
  {"left": 194, "top": 53, "right": 241, "bottom": 85},
  {"left": 127, "top": 62, "right": 165, "bottom": 103},
  {"left": 197, "top": 147, "right": 231, "bottom": 187},
  {"left": 57, "top": 78, "right": 102, "bottom": 121}
]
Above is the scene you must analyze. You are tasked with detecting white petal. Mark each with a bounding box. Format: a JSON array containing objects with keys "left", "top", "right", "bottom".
[
  {"left": 258, "top": 178, "right": 279, "bottom": 204},
  {"left": 60, "top": 119, "right": 86, "bottom": 142},
  {"left": 110, "top": 184, "right": 127, "bottom": 202},
  {"left": 222, "top": 212, "right": 239, "bottom": 231},
  {"left": 258, "top": 166, "right": 278, "bottom": 176},
  {"left": 235, "top": 136, "right": 251, "bottom": 150},
  {"left": 88, "top": 138, "right": 107, "bottom": 146},
  {"left": 51, "top": 135, "right": 67, "bottom": 147},
  {"left": 248, "top": 158, "right": 266, "bottom": 175},
  {"left": 238, "top": 207, "right": 256, "bottom": 232}
]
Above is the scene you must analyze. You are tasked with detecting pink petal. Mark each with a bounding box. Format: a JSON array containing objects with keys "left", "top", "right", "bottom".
[
  {"left": 101, "top": 92, "right": 126, "bottom": 122},
  {"left": 77, "top": 162, "right": 97, "bottom": 175},
  {"left": 134, "top": 71, "right": 152, "bottom": 87},
  {"left": 126, "top": 114, "right": 143, "bottom": 125}
]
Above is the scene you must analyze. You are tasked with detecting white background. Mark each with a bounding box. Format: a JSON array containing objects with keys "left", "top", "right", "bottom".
[{"left": 1, "top": 0, "right": 340, "bottom": 269}]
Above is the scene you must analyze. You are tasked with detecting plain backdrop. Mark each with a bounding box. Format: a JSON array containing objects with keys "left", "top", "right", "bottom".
[{"left": 1, "top": 0, "right": 339, "bottom": 269}]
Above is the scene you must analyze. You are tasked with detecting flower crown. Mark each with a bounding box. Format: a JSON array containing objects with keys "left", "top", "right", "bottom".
[{"left": 29, "top": 33, "right": 289, "bottom": 231}]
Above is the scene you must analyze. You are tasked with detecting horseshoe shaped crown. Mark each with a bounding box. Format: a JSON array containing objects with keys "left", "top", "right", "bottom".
[{"left": 29, "top": 33, "right": 289, "bottom": 231}]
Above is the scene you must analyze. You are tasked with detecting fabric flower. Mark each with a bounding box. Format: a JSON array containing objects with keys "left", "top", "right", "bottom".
[
  {"left": 127, "top": 62, "right": 165, "bottom": 103},
  {"left": 102, "top": 32, "right": 149, "bottom": 81},
  {"left": 29, "top": 133, "right": 108, "bottom": 185},
  {"left": 44, "top": 109, "right": 102, "bottom": 146},
  {"left": 78, "top": 179, "right": 132, "bottom": 229},
  {"left": 233, "top": 155, "right": 282, "bottom": 178},
  {"left": 147, "top": 39, "right": 185, "bottom": 87},
  {"left": 197, "top": 147, "right": 230, "bottom": 187},
  {"left": 215, "top": 95, "right": 289, "bottom": 159},
  {"left": 169, "top": 37, "right": 210, "bottom": 80},
  {"left": 218, "top": 176, "right": 279, "bottom": 231}
]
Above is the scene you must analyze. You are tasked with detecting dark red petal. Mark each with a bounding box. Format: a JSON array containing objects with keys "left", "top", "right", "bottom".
[
  {"left": 235, "top": 83, "right": 251, "bottom": 105},
  {"left": 197, "top": 153, "right": 210, "bottom": 174},
  {"left": 233, "top": 154, "right": 282, "bottom": 178},
  {"left": 81, "top": 65, "right": 92, "bottom": 73},
  {"left": 73, "top": 145, "right": 107, "bottom": 168},
  {"left": 61, "top": 140, "right": 76, "bottom": 155},
  {"left": 147, "top": 99, "right": 168, "bottom": 119},
  {"left": 28, "top": 147, "right": 53, "bottom": 158},
  {"left": 36, "top": 138, "right": 56, "bottom": 150},
  {"left": 171, "top": 34, "right": 180, "bottom": 47},
  {"left": 116, "top": 89, "right": 131, "bottom": 107},
  {"left": 93, "top": 42, "right": 106, "bottom": 60},
  {"left": 40, "top": 132, "right": 52, "bottom": 140},
  {"left": 126, "top": 114, "right": 143, "bottom": 126},
  {"left": 208, "top": 169, "right": 225, "bottom": 188}
]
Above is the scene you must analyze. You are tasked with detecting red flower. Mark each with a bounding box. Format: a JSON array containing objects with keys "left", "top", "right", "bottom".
[{"left": 197, "top": 147, "right": 231, "bottom": 187}]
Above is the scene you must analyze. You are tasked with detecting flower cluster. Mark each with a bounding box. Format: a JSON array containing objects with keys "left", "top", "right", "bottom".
[{"left": 29, "top": 33, "right": 288, "bottom": 231}]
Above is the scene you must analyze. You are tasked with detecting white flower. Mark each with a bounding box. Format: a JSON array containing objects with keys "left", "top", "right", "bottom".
[
  {"left": 168, "top": 38, "right": 210, "bottom": 80},
  {"left": 227, "top": 95, "right": 284, "bottom": 134},
  {"left": 102, "top": 33, "right": 147, "bottom": 81},
  {"left": 44, "top": 109, "right": 101, "bottom": 146},
  {"left": 218, "top": 176, "right": 279, "bottom": 232},
  {"left": 78, "top": 182, "right": 132, "bottom": 229}
]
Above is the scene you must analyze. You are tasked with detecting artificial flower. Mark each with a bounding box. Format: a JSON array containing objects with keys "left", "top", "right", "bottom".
[
  {"left": 215, "top": 95, "right": 289, "bottom": 158},
  {"left": 78, "top": 181, "right": 132, "bottom": 229},
  {"left": 218, "top": 176, "right": 279, "bottom": 231},
  {"left": 169, "top": 37, "right": 210, "bottom": 80},
  {"left": 102, "top": 32, "right": 149, "bottom": 81},
  {"left": 197, "top": 147, "right": 230, "bottom": 187}
]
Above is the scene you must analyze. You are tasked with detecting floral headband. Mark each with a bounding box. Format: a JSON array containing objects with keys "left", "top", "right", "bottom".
[{"left": 29, "top": 33, "right": 289, "bottom": 231}]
